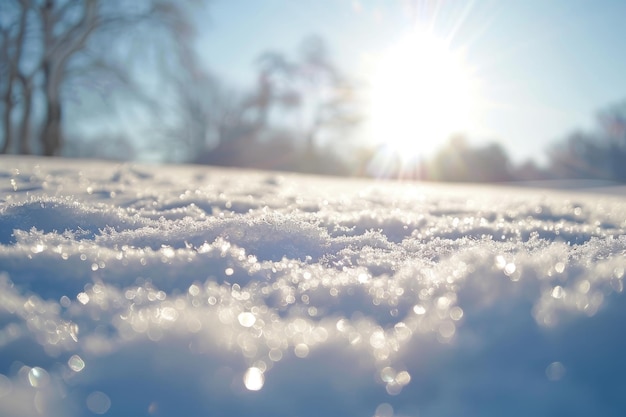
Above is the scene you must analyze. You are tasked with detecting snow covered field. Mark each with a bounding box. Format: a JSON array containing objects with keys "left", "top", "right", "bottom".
[{"left": 1, "top": 155, "right": 625, "bottom": 417}]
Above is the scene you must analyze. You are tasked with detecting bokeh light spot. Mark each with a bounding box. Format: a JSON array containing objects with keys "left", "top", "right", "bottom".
[
  {"left": 77, "top": 292, "right": 90, "bottom": 305},
  {"left": 238, "top": 312, "right": 256, "bottom": 328},
  {"left": 243, "top": 367, "right": 265, "bottom": 391},
  {"left": 86, "top": 391, "right": 111, "bottom": 414},
  {"left": 294, "top": 343, "right": 310, "bottom": 358},
  {"left": 68, "top": 354, "right": 85, "bottom": 372},
  {"left": 375, "top": 402, "right": 394, "bottom": 417},
  {"left": 546, "top": 361, "right": 566, "bottom": 381},
  {"left": 28, "top": 367, "right": 50, "bottom": 388}
]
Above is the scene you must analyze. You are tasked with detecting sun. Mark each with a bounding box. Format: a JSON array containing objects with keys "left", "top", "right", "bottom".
[{"left": 368, "top": 30, "right": 479, "bottom": 161}]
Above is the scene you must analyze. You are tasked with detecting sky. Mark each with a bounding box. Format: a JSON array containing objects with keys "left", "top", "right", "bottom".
[{"left": 193, "top": 0, "right": 626, "bottom": 164}]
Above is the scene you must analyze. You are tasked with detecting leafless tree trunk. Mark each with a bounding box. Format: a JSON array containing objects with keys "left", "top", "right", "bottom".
[
  {"left": 1, "top": 0, "right": 29, "bottom": 154},
  {"left": 0, "top": 80, "right": 13, "bottom": 153},
  {"left": 39, "top": 0, "right": 99, "bottom": 155},
  {"left": 16, "top": 74, "right": 33, "bottom": 154}
]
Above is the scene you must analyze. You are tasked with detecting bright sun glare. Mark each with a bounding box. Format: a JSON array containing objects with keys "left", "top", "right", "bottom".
[{"left": 369, "top": 30, "right": 479, "bottom": 160}]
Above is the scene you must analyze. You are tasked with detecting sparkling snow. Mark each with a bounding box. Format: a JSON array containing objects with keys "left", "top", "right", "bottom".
[{"left": 0, "top": 156, "right": 625, "bottom": 416}]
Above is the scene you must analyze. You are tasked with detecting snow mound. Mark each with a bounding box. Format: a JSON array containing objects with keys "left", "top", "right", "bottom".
[{"left": 0, "top": 156, "right": 625, "bottom": 417}]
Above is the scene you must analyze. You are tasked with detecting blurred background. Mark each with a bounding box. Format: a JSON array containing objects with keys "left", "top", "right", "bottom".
[{"left": 2, "top": 0, "right": 626, "bottom": 183}]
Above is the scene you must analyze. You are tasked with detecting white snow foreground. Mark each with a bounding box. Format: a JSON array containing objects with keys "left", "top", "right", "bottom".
[{"left": 0, "top": 156, "right": 625, "bottom": 417}]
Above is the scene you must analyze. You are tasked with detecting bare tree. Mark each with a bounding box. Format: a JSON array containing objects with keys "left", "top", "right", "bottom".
[
  {"left": 597, "top": 102, "right": 626, "bottom": 181},
  {"left": 159, "top": 34, "right": 360, "bottom": 173},
  {"left": 428, "top": 136, "right": 513, "bottom": 182},
  {"left": 0, "top": 0, "right": 32, "bottom": 154},
  {"left": 160, "top": 70, "right": 254, "bottom": 163},
  {"left": 255, "top": 36, "right": 361, "bottom": 154},
  {"left": 546, "top": 101, "right": 626, "bottom": 182},
  {"left": 1, "top": 0, "right": 196, "bottom": 156}
]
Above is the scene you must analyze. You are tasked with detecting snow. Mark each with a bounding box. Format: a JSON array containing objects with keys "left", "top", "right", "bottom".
[{"left": 0, "top": 155, "right": 625, "bottom": 417}]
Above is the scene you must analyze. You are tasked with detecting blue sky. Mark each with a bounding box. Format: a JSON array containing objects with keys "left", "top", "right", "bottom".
[{"left": 193, "top": 0, "right": 626, "bottom": 164}]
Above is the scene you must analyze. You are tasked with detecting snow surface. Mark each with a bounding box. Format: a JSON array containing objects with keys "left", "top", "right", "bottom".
[{"left": 0, "top": 155, "right": 625, "bottom": 417}]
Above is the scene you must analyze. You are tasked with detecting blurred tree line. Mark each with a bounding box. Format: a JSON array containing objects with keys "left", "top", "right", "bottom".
[
  {"left": 2, "top": 1, "right": 625, "bottom": 183},
  {"left": 425, "top": 101, "right": 626, "bottom": 183},
  {"left": 546, "top": 103, "right": 626, "bottom": 182},
  {"left": 165, "top": 35, "right": 361, "bottom": 175}
]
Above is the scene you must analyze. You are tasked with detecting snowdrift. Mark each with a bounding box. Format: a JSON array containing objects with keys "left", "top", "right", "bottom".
[{"left": 0, "top": 156, "right": 625, "bottom": 416}]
